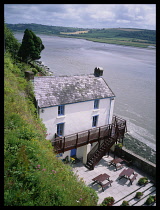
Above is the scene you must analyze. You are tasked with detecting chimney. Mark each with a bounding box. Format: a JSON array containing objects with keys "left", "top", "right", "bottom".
[
  {"left": 25, "top": 71, "right": 34, "bottom": 82},
  {"left": 94, "top": 67, "right": 104, "bottom": 77}
]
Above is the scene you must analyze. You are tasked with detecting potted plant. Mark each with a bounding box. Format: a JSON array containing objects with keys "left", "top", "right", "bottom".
[
  {"left": 100, "top": 197, "right": 115, "bottom": 206},
  {"left": 115, "top": 143, "right": 123, "bottom": 149},
  {"left": 135, "top": 192, "right": 143, "bottom": 199},
  {"left": 120, "top": 200, "right": 129, "bottom": 206},
  {"left": 145, "top": 195, "right": 156, "bottom": 205},
  {"left": 138, "top": 177, "right": 148, "bottom": 186}
]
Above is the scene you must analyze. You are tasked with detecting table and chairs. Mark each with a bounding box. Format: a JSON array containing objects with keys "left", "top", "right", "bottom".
[
  {"left": 92, "top": 173, "right": 113, "bottom": 192},
  {"left": 119, "top": 168, "right": 138, "bottom": 185},
  {"left": 109, "top": 158, "right": 125, "bottom": 170}
]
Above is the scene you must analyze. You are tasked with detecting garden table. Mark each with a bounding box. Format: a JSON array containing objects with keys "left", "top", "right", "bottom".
[{"left": 109, "top": 158, "right": 124, "bottom": 170}]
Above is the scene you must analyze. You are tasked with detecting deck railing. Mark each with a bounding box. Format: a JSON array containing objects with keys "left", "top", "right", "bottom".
[{"left": 52, "top": 115, "right": 126, "bottom": 153}]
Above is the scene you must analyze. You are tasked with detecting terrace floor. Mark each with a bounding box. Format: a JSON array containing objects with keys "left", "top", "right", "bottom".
[{"left": 71, "top": 153, "right": 156, "bottom": 206}]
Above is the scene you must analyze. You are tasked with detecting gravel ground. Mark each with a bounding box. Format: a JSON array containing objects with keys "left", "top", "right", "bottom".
[{"left": 123, "top": 133, "right": 156, "bottom": 164}]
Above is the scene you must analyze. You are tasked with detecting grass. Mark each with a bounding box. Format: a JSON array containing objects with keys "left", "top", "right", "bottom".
[
  {"left": 60, "top": 30, "right": 89, "bottom": 35},
  {"left": 4, "top": 52, "right": 98, "bottom": 206},
  {"left": 59, "top": 35, "right": 156, "bottom": 48}
]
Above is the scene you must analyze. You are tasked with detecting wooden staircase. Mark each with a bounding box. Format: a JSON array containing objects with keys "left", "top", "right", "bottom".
[{"left": 85, "top": 118, "right": 126, "bottom": 170}]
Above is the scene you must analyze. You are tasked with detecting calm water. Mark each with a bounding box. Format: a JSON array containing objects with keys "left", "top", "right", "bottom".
[{"left": 15, "top": 33, "right": 156, "bottom": 150}]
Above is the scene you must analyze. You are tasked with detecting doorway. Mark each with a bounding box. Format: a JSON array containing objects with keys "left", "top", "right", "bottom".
[{"left": 70, "top": 148, "right": 77, "bottom": 157}]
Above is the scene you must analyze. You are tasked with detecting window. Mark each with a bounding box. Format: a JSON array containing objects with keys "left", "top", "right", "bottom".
[
  {"left": 92, "top": 115, "right": 98, "bottom": 127},
  {"left": 94, "top": 99, "right": 99, "bottom": 109},
  {"left": 58, "top": 105, "right": 65, "bottom": 115},
  {"left": 57, "top": 123, "right": 64, "bottom": 136}
]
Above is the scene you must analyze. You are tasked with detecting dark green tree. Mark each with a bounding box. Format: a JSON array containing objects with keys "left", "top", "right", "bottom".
[
  {"left": 4, "top": 23, "right": 20, "bottom": 57},
  {"left": 18, "top": 29, "right": 44, "bottom": 63}
]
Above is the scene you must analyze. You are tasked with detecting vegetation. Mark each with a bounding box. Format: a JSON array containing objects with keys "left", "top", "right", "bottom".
[
  {"left": 6, "top": 23, "right": 88, "bottom": 35},
  {"left": 120, "top": 200, "right": 129, "bottom": 206},
  {"left": 4, "top": 24, "right": 98, "bottom": 206},
  {"left": 135, "top": 192, "right": 143, "bottom": 199},
  {"left": 100, "top": 196, "right": 115, "bottom": 206},
  {"left": 138, "top": 177, "right": 148, "bottom": 186},
  {"left": 115, "top": 143, "right": 123, "bottom": 149},
  {"left": 145, "top": 195, "right": 156, "bottom": 205},
  {"left": 18, "top": 29, "right": 44, "bottom": 63},
  {"left": 4, "top": 23, "right": 21, "bottom": 58},
  {"left": 6, "top": 23, "right": 156, "bottom": 48}
]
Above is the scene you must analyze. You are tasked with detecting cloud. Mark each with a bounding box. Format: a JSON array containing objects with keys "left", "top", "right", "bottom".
[{"left": 4, "top": 4, "right": 156, "bottom": 30}]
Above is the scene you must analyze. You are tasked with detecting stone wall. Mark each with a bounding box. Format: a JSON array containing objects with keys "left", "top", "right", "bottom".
[{"left": 114, "top": 147, "right": 156, "bottom": 181}]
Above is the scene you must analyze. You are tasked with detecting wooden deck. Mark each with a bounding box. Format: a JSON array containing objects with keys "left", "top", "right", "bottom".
[{"left": 52, "top": 115, "right": 126, "bottom": 153}]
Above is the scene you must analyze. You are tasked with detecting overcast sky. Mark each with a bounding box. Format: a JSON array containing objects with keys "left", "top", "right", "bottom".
[{"left": 4, "top": 4, "right": 156, "bottom": 30}]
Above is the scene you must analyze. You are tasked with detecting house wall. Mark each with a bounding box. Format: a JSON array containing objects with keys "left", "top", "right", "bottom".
[{"left": 39, "top": 97, "right": 115, "bottom": 141}]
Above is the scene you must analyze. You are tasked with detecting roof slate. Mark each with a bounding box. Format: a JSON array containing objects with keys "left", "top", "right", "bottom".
[{"left": 34, "top": 74, "right": 115, "bottom": 108}]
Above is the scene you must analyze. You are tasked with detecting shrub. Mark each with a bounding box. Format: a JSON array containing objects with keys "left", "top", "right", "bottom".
[
  {"left": 138, "top": 177, "right": 148, "bottom": 186},
  {"left": 31, "top": 68, "right": 38, "bottom": 75},
  {"left": 145, "top": 195, "right": 156, "bottom": 205},
  {"left": 120, "top": 200, "right": 129, "bottom": 206},
  {"left": 101, "top": 196, "right": 115, "bottom": 206},
  {"left": 135, "top": 192, "right": 143, "bottom": 199},
  {"left": 115, "top": 143, "right": 123, "bottom": 149},
  {"left": 5, "top": 113, "right": 24, "bottom": 130}
]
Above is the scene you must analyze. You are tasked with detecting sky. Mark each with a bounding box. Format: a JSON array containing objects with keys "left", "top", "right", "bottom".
[{"left": 4, "top": 4, "right": 156, "bottom": 30}]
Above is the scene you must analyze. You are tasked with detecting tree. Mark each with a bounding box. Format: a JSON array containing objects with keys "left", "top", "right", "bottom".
[
  {"left": 4, "top": 23, "right": 20, "bottom": 57},
  {"left": 18, "top": 29, "right": 44, "bottom": 63}
]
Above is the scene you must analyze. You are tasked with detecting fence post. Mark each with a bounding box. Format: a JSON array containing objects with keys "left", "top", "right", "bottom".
[
  {"left": 76, "top": 133, "right": 78, "bottom": 148},
  {"left": 63, "top": 137, "right": 65, "bottom": 153}
]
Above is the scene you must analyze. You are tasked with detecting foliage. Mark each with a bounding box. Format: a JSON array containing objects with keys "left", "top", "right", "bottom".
[
  {"left": 4, "top": 52, "right": 98, "bottom": 206},
  {"left": 115, "top": 143, "right": 123, "bottom": 149},
  {"left": 18, "top": 29, "right": 44, "bottom": 63},
  {"left": 145, "top": 195, "right": 156, "bottom": 205},
  {"left": 6, "top": 23, "right": 88, "bottom": 35},
  {"left": 4, "top": 23, "right": 21, "bottom": 58},
  {"left": 135, "top": 192, "right": 143, "bottom": 199},
  {"left": 120, "top": 200, "right": 129, "bottom": 206},
  {"left": 138, "top": 177, "right": 148, "bottom": 186},
  {"left": 100, "top": 197, "right": 115, "bottom": 206}
]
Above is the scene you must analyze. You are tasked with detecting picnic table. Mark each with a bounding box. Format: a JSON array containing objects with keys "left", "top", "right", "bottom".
[
  {"left": 92, "top": 173, "right": 113, "bottom": 192},
  {"left": 119, "top": 168, "right": 138, "bottom": 184},
  {"left": 109, "top": 158, "right": 124, "bottom": 170}
]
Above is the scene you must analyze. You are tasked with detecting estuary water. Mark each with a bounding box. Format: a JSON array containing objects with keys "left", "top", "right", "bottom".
[{"left": 15, "top": 33, "right": 156, "bottom": 151}]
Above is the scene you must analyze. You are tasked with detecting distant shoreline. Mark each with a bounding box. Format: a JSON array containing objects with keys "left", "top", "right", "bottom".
[
  {"left": 58, "top": 34, "right": 156, "bottom": 49},
  {"left": 14, "top": 31, "right": 156, "bottom": 50}
]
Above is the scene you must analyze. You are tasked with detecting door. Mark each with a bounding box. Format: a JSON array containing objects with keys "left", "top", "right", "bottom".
[{"left": 70, "top": 148, "right": 77, "bottom": 157}]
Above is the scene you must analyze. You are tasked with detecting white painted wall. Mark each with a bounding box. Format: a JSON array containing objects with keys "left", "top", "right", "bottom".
[{"left": 39, "top": 97, "right": 115, "bottom": 141}]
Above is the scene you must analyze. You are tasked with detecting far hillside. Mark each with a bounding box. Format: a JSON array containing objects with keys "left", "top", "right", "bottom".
[{"left": 7, "top": 23, "right": 156, "bottom": 48}]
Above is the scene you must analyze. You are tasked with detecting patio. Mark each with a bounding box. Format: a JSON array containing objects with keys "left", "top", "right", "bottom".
[{"left": 72, "top": 153, "right": 156, "bottom": 206}]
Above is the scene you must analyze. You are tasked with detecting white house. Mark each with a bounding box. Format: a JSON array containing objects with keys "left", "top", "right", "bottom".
[{"left": 34, "top": 67, "right": 120, "bottom": 164}]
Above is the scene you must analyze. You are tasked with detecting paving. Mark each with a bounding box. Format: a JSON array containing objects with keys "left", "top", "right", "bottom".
[{"left": 72, "top": 153, "right": 156, "bottom": 206}]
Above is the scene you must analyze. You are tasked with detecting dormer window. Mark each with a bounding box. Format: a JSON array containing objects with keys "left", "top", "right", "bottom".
[
  {"left": 94, "top": 99, "right": 99, "bottom": 109},
  {"left": 58, "top": 105, "right": 65, "bottom": 115}
]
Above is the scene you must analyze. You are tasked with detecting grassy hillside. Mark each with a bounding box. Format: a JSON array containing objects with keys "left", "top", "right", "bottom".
[
  {"left": 60, "top": 28, "right": 156, "bottom": 48},
  {"left": 7, "top": 23, "right": 156, "bottom": 48},
  {"left": 6, "top": 23, "right": 87, "bottom": 35},
  {"left": 4, "top": 52, "right": 98, "bottom": 206}
]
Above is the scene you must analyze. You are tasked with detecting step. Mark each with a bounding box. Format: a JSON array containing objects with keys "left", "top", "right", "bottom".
[{"left": 113, "top": 183, "right": 155, "bottom": 206}]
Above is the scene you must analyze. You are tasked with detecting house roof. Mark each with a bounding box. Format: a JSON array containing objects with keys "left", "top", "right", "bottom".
[{"left": 34, "top": 74, "right": 115, "bottom": 108}]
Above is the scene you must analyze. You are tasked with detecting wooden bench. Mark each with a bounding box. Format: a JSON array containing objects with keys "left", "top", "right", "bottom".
[
  {"left": 129, "top": 173, "right": 138, "bottom": 185},
  {"left": 100, "top": 180, "right": 113, "bottom": 192}
]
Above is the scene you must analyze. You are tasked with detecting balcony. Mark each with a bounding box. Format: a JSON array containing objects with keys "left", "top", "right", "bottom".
[{"left": 52, "top": 115, "right": 127, "bottom": 153}]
